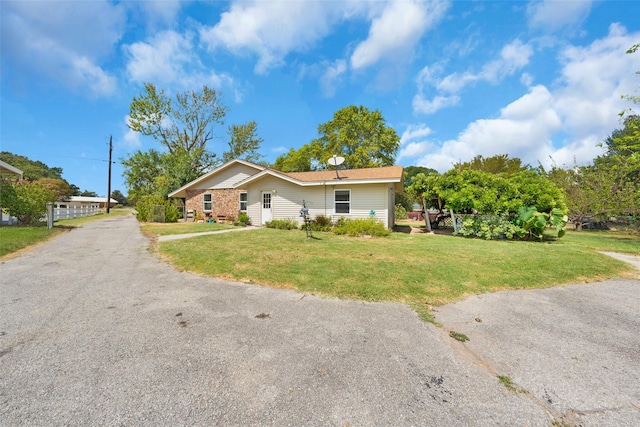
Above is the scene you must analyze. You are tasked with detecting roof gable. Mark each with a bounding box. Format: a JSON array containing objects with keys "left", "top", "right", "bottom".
[{"left": 169, "top": 159, "right": 265, "bottom": 198}]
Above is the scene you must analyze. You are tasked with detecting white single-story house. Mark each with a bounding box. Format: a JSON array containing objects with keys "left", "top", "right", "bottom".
[
  {"left": 169, "top": 159, "right": 403, "bottom": 228},
  {"left": 57, "top": 196, "right": 119, "bottom": 209}
]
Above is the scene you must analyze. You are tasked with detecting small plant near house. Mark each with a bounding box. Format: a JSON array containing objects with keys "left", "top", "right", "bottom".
[
  {"left": 332, "top": 217, "right": 390, "bottom": 237},
  {"left": 395, "top": 203, "right": 408, "bottom": 220},
  {"left": 309, "top": 214, "right": 333, "bottom": 232},
  {"left": 234, "top": 212, "right": 251, "bottom": 227},
  {"left": 265, "top": 218, "right": 299, "bottom": 230}
]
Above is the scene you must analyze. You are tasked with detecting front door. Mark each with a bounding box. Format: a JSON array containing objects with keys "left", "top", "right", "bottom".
[{"left": 261, "top": 192, "right": 272, "bottom": 225}]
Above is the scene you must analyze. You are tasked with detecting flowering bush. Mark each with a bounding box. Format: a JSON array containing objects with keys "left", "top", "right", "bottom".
[{"left": 0, "top": 178, "right": 58, "bottom": 225}]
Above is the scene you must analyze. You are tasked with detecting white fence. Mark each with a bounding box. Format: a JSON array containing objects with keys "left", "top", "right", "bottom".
[{"left": 53, "top": 203, "right": 102, "bottom": 220}]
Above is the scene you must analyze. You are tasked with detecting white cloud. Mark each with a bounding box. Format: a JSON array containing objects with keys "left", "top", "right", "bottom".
[
  {"left": 350, "top": 0, "right": 449, "bottom": 70},
  {"left": 413, "top": 39, "right": 533, "bottom": 114},
  {"left": 320, "top": 59, "right": 347, "bottom": 98},
  {"left": 200, "top": 0, "right": 356, "bottom": 74},
  {"left": 1, "top": 0, "right": 125, "bottom": 96},
  {"left": 527, "top": 0, "right": 592, "bottom": 33},
  {"left": 398, "top": 124, "right": 434, "bottom": 160},
  {"left": 121, "top": 115, "right": 142, "bottom": 150},
  {"left": 408, "top": 25, "right": 640, "bottom": 172},
  {"left": 124, "top": 30, "right": 235, "bottom": 92}
]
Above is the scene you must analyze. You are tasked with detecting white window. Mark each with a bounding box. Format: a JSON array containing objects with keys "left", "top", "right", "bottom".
[
  {"left": 239, "top": 192, "right": 247, "bottom": 211},
  {"left": 203, "top": 193, "right": 212, "bottom": 211},
  {"left": 335, "top": 189, "right": 350, "bottom": 214}
]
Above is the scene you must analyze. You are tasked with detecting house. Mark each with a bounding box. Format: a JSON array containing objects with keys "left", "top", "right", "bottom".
[
  {"left": 57, "top": 196, "right": 119, "bottom": 209},
  {"left": 170, "top": 159, "right": 403, "bottom": 228},
  {"left": 168, "top": 159, "right": 265, "bottom": 221}
]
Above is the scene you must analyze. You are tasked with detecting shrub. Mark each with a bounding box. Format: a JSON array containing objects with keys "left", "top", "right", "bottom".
[
  {"left": 0, "top": 178, "right": 58, "bottom": 225},
  {"left": 304, "top": 214, "right": 332, "bottom": 232},
  {"left": 332, "top": 217, "right": 390, "bottom": 237},
  {"left": 457, "top": 215, "right": 522, "bottom": 240},
  {"left": 395, "top": 204, "right": 408, "bottom": 219},
  {"left": 135, "top": 195, "right": 181, "bottom": 223},
  {"left": 265, "top": 218, "right": 299, "bottom": 230},
  {"left": 234, "top": 212, "right": 251, "bottom": 227}
]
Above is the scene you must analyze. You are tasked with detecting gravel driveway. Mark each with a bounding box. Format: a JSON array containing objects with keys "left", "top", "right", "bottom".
[{"left": 1, "top": 214, "right": 638, "bottom": 426}]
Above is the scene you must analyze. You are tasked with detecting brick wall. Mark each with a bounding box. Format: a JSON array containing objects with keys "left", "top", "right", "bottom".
[{"left": 186, "top": 188, "right": 245, "bottom": 220}]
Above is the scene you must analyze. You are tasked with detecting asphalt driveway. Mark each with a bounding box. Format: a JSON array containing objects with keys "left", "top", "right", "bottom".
[{"left": 0, "top": 214, "right": 638, "bottom": 426}]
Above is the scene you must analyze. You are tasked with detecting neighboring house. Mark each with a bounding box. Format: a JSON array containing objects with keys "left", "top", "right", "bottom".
[
  {"left": 0, "top": 160, "right": 23, "bottom": 178},
  {"left": 0, "top": 160, "right": 24, "bottom": 225},
  {"left": 58, "top": 196, "right": 119, "bottom": 209},
  {"left": 168, "top": 159, "right": 266, "bottom": 221},
  {"left": 170, "top": 159, "right": 403, "bottom": 229}
]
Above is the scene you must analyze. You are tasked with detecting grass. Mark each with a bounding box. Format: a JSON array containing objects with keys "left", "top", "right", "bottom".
[
  {"left": 0, "top": 208, "right": 132, "bottom": 258},
  {"left": 559, "top": 230, "right": 640, "bottom": 255},
  {"left": 497, "top": 375, "right": 527, "bottom": 393},
  {"left": 156, "top": 228, "right": 638, "bottom": 309},
  {"left": 140, "top": 221, "right": 236, "bottom": 236},
  {"left": 0, "top": 225, "right": 65, "bottom": 257}
]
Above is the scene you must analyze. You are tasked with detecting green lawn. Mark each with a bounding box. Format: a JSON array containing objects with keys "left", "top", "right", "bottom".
[
  {"left": 140, "top": 221, "right": 236, "bottom": 236},
  {"left": 157, "top": 229, "right": 639, "bottom": 310}
]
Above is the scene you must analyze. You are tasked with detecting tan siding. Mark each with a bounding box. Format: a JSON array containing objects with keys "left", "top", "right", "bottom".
[
  {"left": 245, "top": 178, "right": 392, "bottom": 227},
  {"left": 198, "top": 164, "right": 260, "bottom": 189}
]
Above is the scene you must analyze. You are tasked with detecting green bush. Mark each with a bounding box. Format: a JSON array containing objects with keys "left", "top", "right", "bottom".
[
  {"left": 0, "top": 178, "right": 57, "bottom": 225},
  {"left": 395, "top": 204, "right": 408, "bottom": 219},
  {"left": 234, "top": 212, "right": 251, "bottom": 227},
  {"left": 304, "top": 214, "right": 332, "bottom": 232},
  {"left": 332, "top": 217, "right": 390, "bottom": 237},
  {"left": 135, "top": 195, "right": 180, "bottom": 223},
  {"left": 457, "top": 216, "right": 522, "bottom": 240},
  {"left": 265, "top": 218, "right": 299, "bottom": 230},
  {"left": 456, "top": 206, "right": 568, "bottom": 241}
]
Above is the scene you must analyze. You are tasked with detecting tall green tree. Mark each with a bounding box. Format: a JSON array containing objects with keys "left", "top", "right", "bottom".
[
  {"left": 454, "top": 154, "right": 527, "bottom": 174},
  {"left": 124, "top": 83, "right": 228, "bottom": 199},
  {"left": 128, "top": 83, "right": 227, "bottom": 156},
  {"left": 223, "top": 121, "right": 264, "bottom": 163},
  {"left": 403, "top": 166, "right": 438, "bottom": 188},
  {"left": 0, "top": 152, "right": 64, "bottom": 180},
  {"left": 273, "top": 105, "right": 400, "bottom": 171}
]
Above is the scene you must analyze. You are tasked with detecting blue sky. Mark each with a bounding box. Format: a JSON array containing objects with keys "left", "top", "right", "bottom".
[{"left": 1, "top": 0, "right": 639, "bottom": 197}]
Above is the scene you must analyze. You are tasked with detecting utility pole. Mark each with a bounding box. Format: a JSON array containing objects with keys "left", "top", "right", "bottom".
[{"left": 107, "top": 135, "right": 112, "bottom": 214}]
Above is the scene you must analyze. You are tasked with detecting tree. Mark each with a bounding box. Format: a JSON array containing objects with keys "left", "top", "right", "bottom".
[
  {"left": 223, "top": 121, "right": 264, "bottom": 163},
  {"left": 128, "top": 83, "right": 227, "bottom": 156},
  {"left": 124, "top": 83, "right": 227, "bottom": 199},
  {"left": 454, "top": 154, "right": 527, "bottom": 174},
  {"left": 403, "top": 166, "right": 438, "bottom": 188},
  {"left": 0, "top": 152, "right": 64, "bottom": 181},
  {"left": 272, "top": 146, "right": 313, "bottom": 172},
  {"left": 110, "top": 190, "right": 128, "bottom": 206},
  {"left": 79, "top": 190, "right": 99, "bottom": 197},
  {"left": 36, "top": 178, "right": 73, "bottom": 201},
  {"left": 546, "top": 164, "right": 613, "bottom": 231},
  {"left": 273, "top": 105, "right": 400, "bottom": 171},
  {"left": 0, "top": 178, "right": 58, "bottom": 225}
]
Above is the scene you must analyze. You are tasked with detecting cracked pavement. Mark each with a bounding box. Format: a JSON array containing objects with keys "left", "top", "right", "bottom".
[{"left": 1, "top": 214, "right": 638, "bottom": 426}]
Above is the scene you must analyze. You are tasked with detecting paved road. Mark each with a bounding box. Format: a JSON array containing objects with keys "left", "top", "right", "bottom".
[{"left": 0, "top": 214, "right": 638, "bottom": 426}]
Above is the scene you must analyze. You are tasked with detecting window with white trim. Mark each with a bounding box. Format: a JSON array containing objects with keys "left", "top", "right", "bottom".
[
  {"left": 334, "top": 189, "right": 350, "bottom": 214},
  {"left": 239, "top": 192, "right": 247, "bottom": 211},
  {"left": 203, "top": 193, "right": 212, "bottom": 211}
]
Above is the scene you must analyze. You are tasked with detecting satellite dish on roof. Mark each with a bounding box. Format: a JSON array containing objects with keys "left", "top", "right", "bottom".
[{"left": 327, "top": 155, "right": 344, "bottom": 166}]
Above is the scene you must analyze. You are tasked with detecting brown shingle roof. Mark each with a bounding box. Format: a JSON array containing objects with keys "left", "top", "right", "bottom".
[{"left": 281, "top": 165, "right": 403, "bottom": 182}]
